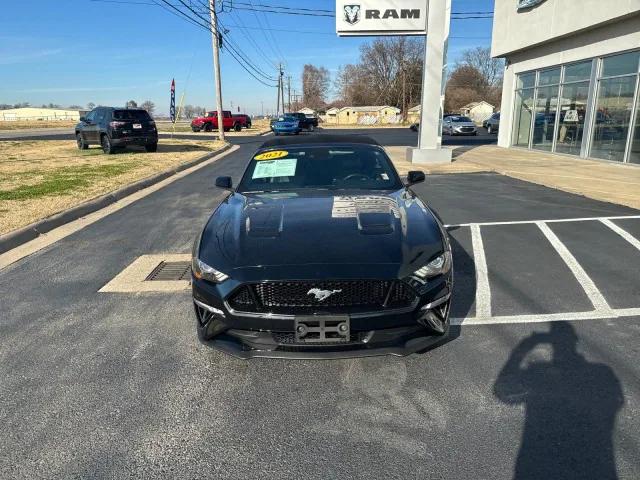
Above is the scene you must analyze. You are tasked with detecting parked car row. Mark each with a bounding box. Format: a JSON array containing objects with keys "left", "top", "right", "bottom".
[
  {"left": 270, "top": 112, "right": 319, "bottom": 136},
  {"left": 409, "top": 112, "right": 500, "bottom": 135}
]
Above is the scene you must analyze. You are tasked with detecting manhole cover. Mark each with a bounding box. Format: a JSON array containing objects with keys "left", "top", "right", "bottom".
[{"left": 145, "top": 261, "right": 191, "bottom": 281}]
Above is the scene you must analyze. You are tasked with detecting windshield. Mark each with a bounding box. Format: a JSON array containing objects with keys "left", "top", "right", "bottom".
[
  {"left": 113, "top": 110, "right": 151, "bottom": 121},
  {"left": 450, "top": 116, "right": 473, "bottom": 123},
  {"left": 237, "top": 145, "right": 403, "bottom": 193},
  {"left": 275, "top": 115, "right": 297, "bottom": 122}
]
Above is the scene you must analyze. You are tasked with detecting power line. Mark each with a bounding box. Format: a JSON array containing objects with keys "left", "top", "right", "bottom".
[
  {"left": 247, "top": 0, "right": 285, "bottom": 63},
  {"left": 224, "top": 1, "right": 333, "bottom": 13}
]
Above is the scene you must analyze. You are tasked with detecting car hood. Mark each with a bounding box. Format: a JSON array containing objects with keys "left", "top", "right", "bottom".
[{"left": 198, "top": 189, "right": 445, "bottom": 281}]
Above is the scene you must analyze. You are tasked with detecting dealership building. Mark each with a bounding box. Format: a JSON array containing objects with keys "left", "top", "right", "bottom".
[{"left": 492, "top": 1, "right": 640, "bottom": 164}]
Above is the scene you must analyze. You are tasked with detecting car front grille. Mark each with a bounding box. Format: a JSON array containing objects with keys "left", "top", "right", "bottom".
[
  {"left": 227, "top": 280, "right": 416, "bottom": 314},
  {"left": 459, "top": 127, "right": 475, "bottom": 132}
]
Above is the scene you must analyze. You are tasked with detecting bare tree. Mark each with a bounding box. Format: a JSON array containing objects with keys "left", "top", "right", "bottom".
[
  {"left": 459, "top": 47, "right": 504, "bottom": 87},
  {"left": 335, "top": 37, "right": 423, "bottom": 116},
  {"left": 183, "top": 104, "right": 195, "bottom": 118},
  {"left": 140, "top": 100, "right": 155, "bottom": 115},
  {"left": 444, "top": 65, "right": 488, "bottom": 112},
  {"left": 126, "top": 100, "right": 137, "bottom": 108},
  {"left": 86, "top": 102, "right": 95, "bottom": 110},
  {"left": 302, "top": 64, "right": 330, "bottom": 110}
]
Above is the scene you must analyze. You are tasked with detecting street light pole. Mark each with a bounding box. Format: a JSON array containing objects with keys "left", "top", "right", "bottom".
[{"left": 209, "top": 0, "right": 225, "bottom": 141}]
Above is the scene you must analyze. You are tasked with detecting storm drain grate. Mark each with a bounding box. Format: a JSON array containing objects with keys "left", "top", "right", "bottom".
[{"left": 145, "top": 261, "right": 191, "bottom": 281}]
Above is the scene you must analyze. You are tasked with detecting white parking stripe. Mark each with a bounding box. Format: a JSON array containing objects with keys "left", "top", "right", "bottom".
[
  {"left": 446, "top": 214, "right": 640, "bottom": 228},
  {"left": 537, "top": 221, "right": 611, "bottom": 312},
  {"left": 452, "top": 307, "right": 640, "bottom": 326},
  {"left": 600, "top": 218, "right": 640, "bottom": 252},
  {"left": 470, "top": 224, "right": 491, "bottom": 318}
]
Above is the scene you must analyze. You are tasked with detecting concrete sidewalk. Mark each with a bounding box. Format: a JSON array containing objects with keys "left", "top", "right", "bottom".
[{"left": 386, "top": 145, "right": 640, "bottom": 210}]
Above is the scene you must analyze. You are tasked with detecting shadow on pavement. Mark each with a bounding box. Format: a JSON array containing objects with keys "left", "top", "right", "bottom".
[{"left": 494, "top": 322, "right": 624, "bottom": 480}]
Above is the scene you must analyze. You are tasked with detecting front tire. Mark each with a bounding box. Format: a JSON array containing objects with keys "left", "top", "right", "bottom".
[
  {"left": 76, "top": 133, "right": 88, "bottom": 150},
  {"left": 145, "top": 143, "right": 158, "bottom": 152},
  {"left": 233, "top": 122, "right": 241, "bottom": 132},
  {"left": 101, "top": 134, "right": 115, "bottom": 154},
  {"left": 203, "top": 123, "right": 212, "bottom": 132}
]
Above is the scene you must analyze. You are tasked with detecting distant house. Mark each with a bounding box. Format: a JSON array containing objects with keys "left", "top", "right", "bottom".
[
  {"left": 297, "top": 107, "right": 316, "bottom": 116},
  {"left": 0, "top": 107, "right": 82, "bottom": 122},
  {"left": 459, "top": 101, "right": 495, "bottom": 125},
  {"left": 326, "top": 106, "right": 401, "bottom": 125},
  {"left": 407, "top": 105, "right": 421, "bottom": 123}
]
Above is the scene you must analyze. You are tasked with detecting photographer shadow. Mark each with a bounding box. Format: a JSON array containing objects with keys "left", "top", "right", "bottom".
[{"left": 494, "top": 322, "right": 624, "bottom": 480}]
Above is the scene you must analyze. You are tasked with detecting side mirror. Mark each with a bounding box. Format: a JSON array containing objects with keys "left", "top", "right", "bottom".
[
  {"left": 215, "top": 176, "right": 233, "bottom": 190},
  {"left": 406, "top": 170, "right": 425, "bottom": 186}
]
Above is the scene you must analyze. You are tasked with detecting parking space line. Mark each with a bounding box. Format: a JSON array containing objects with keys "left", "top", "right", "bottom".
[
  {"left": 451, "top": 307, "right": 639, "bottom": 326},
  {"left": 600, "top": 218, "right": 640, "bottom": 251},
  {"left": 446, "top": 215, "right": 640, "bottom": 228},
  {"left": 470, "top": 224, "right": 491, "bottom": 318},
  {"left": 536, "top": 222, "right": 611, "bottom": 312}
]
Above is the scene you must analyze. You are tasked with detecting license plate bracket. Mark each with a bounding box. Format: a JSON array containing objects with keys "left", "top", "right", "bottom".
[{"left": 294, "top": 315, "right": 350, "bottom": 343}]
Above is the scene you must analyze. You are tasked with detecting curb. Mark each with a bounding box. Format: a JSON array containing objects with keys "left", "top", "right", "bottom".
[{"left": 0, "top": 143, "right": 232, "bottom": 255}]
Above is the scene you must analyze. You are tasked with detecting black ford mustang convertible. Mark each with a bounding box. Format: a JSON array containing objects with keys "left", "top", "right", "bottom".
[{"left": 192, "top": 135, "right": 453, "bottom": 359}]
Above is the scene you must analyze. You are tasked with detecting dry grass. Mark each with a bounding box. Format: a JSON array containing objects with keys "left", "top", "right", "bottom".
[
  {"left": 0, "top": 138, "right": 225, "bottom": 234},
  {"left": 0, "top": 120, "right": 78, "bottom": 131}
]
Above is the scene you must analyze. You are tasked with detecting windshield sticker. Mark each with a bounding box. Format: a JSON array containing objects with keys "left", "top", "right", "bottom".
[
  {"left": 252, "top": 158, "right": 297, "bottom": 179},
  {"left": 254, "top": 150, "right": 288, "bottom": 161}
]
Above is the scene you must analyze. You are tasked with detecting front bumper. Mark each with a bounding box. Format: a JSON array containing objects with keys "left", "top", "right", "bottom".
[
  {"left": 272, "top": 126, "right": 301, "bottom": 134},
  {"left": 451, "top": 128, "right": 477, "bottom": 135},
  {"left": 192, "top": 275, "right": 452, "bottom": 359}
]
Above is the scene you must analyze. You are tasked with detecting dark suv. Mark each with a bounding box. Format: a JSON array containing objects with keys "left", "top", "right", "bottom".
[{"left": 75, "top": 107, "right": 158, "bottom": 154}]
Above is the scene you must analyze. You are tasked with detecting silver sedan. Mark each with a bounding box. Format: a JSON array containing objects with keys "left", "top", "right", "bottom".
[{"left": 442, "top": 116, "right": 478, "bottom": 136}]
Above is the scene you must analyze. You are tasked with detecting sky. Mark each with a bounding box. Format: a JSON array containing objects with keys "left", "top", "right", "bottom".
[{"left": 0, "top": 0, "right": 495, "bottom": 116}]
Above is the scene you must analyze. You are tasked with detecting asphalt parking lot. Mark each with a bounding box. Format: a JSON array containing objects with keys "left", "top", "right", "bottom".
[{"left": 1, "top": 129, "right": 639, "bottom": 479}]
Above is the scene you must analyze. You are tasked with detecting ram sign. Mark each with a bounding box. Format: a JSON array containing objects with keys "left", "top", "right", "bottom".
[{"left": 336, "top": 0, "right": 428, "bottom": 36}]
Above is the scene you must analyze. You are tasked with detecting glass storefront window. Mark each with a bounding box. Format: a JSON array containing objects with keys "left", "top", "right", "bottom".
[
  {"left": 590, "top": 75, "right": 636, "bottom": 162},
  {"left": 601, "top": 51, "right": 640, "bottom": 77},
  {"left": 630, "top": 92, "right": 640, "bottom": 164},
  {"left": 517, "top": 73, "right": 535, "bottom": 89},
  {"left": 513, "top": 89, "right": 535, "bottom": 147},
  {"left": 556, "top": 81, "right": 590, "bottom": 156},
  {"left": 539, "top": 68, "right": 561, "bottom": 86},
  {"left": 532, "top": 85, "right": 560, "bottom": 151},
  {"left": 564, "top": 61, "right": 593, "bottom": 83}
]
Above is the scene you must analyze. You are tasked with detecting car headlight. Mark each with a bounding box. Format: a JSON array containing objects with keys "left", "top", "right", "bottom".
[
  {"left": 192, "top": 257, "right": 229, "bottom": 283},
  {"left": 412, "top": 251, "right": 452, "bottom": 280}
]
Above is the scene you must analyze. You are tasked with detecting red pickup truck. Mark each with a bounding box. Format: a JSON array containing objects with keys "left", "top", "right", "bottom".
[{"left": 191, "top": 110, "right": 247, "bottom": 132}]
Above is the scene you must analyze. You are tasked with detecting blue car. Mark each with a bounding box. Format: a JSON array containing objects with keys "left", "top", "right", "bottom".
[{"left": 271, "top": 115, "right": 301, "bottom": 136}]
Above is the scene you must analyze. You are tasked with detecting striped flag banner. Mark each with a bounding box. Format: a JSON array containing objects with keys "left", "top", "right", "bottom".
[{"left": 170, "top": 79, "right": 176, "bottom": 123}]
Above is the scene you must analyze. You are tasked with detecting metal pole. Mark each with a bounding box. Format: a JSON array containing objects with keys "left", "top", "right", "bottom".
[
  {"left": 209, "top": 0, "right": 225, "bottom": 141},
  {"left": 276, "top": 63, "right": 281, "bottom": 116},
  {"left": 280, "top": 66, "right": 286, "bottom": 114},
  {"left": 287, "top": 75, "right": 291, "bottom": 112},
  {"left": 408, "top": 0, "right": 451, "bottom": 163}
]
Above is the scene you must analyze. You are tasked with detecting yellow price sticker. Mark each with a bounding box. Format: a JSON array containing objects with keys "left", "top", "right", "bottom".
[{"left": 254, "top": 150, "right": 288, "bottom": 160}]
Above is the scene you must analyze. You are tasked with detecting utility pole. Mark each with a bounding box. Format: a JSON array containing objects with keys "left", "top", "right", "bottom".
[
  {"left": 209, "top": 0, "right": 224, "bottom": 141},
  {"left": 276, "top": 63, "right": 282, "bottom": 116},
  {"left": 287, "top": 75, "right": 291, "bottom": 112},
  {"left": 261, "top": 101, "right": 264, "bottom": 117}
]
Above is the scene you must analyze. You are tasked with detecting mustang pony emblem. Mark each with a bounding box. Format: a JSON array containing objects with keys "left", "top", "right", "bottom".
[
  {"left": 344, "top": 4, "right": 361, "bottom": 25},
  {"left": 307, "top": 288, "right": 343, "bottom": 301}
]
